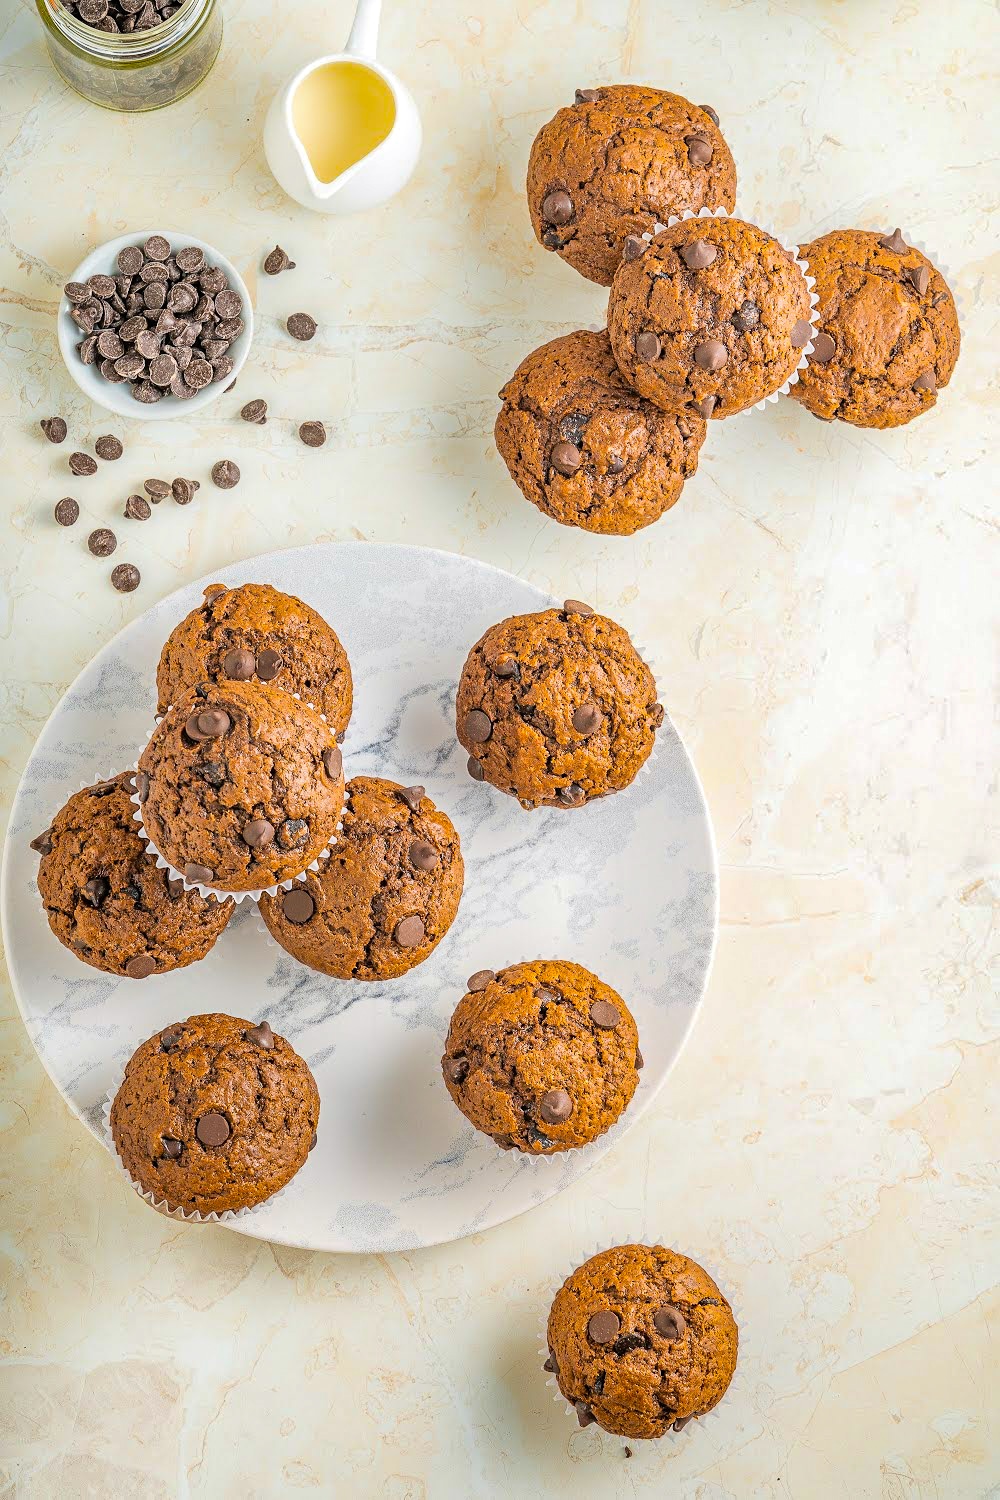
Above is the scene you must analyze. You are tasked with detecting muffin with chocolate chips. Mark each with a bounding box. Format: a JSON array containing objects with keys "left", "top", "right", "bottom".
[
  {"left": 456, "top": 600, "right": 661, "bottom": 809},
  {"left": 259, "top": 777, "right": 464, "bottom": 980},
  {"left": 527, "top": 85, "right": 737, "bottom": 286},
  {"left": 545, "top": 1244, "right": 738, "bottom": 1439},
  {"left": 608, "top": 215, "right": 815, "bottom": 418},
  {"left": 441, "top": 959, "right": 641, "bottom": 1153},
  {"left": 32, "top": 773, "right": 232, "bottom": 978},
  {"left": 109, "top": 1012, "right": 320, "bottom": 1216},
  {"left": 788, "top": 227, "right": 960, "bottom": 428},
  {"left": 156, "top": 582, "right": 353, "bottom": 738},
  {"left": 137, "top": 680, "right": 345, "bottom": 892},
  {"left": 495, "top": 330, "right": 706, "bottom": 535}
]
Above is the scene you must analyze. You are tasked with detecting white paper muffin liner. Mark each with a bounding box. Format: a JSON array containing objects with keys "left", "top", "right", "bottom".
[
  {"left": 636, "top": 206, "right": 820, "bottom": 414},
  {"left": 129, "top": 694, "right": 343, "bottom": 903},
  {"left": 538, "top": 1241, "right": 745, "bottom": 1451}
]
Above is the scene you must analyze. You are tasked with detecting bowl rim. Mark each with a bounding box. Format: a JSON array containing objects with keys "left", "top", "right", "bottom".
[{"left": 56, "top": 229, "right": 253, "bottom": 422}]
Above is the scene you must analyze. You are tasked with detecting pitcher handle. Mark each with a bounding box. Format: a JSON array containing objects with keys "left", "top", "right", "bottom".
[{"left": 345, "top": 0, "right": 382, "bottom": 60}]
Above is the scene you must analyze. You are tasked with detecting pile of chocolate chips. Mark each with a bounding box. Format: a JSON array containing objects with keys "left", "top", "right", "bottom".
[
  {"left": 65, "top": 236, "right": 244, "bottom": 405},
  {"left": 59, "top": 0, "right": 178, "bottom": 34}
]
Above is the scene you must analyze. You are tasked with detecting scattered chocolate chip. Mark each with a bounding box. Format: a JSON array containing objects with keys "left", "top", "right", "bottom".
[
  {"left": 94, "top": 434, "right": 123, "bottom": 461},
  {"left": 88, "top": 527, "right": 117, "bottom": 557},
  {"left": 622, "top": 233, "right": 648, "bottom": 263},
  {"left": 590, "top": 999, "right": 621, "bottom": 1029},
  {"left": 69, "top": 452, "right": 98, "bottom": 477},
  {"left": 264, "top": 246, "right": 295, "bottom": 275},
  {"left": 732, "top": 299, "right": 760, "bottom": 333},
  {"left": 144, "top": 478, "right": 171, "bottom": 499},
  {"left": 624, "top": 1446, "right": 633, "bottom": 1459},
  {"left": 700, "top": 104, "right": 720, "bottom": 124},
  {"left": 286, "top": 312, "right": 317, "bottom": 341},
  {"left": 246, "top": 1020, "right": 274, "bottom": 1050},
  {"left": 195, "top": 1111, "right": 230, "bottom": 1147},
  {"left": 211, "top": 459, "right": 240, "bottom": 489},
  {"left": 398, "top": 784, "right": 424, "bottom": 811},
  {"left": 408, "top": 839, "right": 439, "bottom": 871},
  {"left": 444, "top": 1055, "right": 468, "bottom": 1084},
  {"left": 572, "top": 702, "right": 601, "bottom": 735},
  {"left": 563, "top": 598, "right": 594, "bottom": 615},
  {"left": 467, "top": 756, "right": 485, "bottom": 782},
  {"left": 161, "top": 1135, "right": 182, "bottom": 1158},
  {"left": 673, "top": 1415, "right": 693, "bottom": 1432},
  {"left": 558, "top": 783, "right": 585, "bottom": 807},
  {"left": 135, "top": 772, "right": 150, "bottom": 803},
  {"left": 694, "top": 339, "right": 728, "bottom": 371},
  {"left": 791, "top": 319, "right": 814, "bottom": 348},
  {"left": 395, "top": 914, "right": 425, "bottom": 948},
  {"left": 879, "top": 227, "right": 908, "bottom": 254},
  {"left": 124, "top": 494, "right": 151, "bottom": 520},
  {"left": 550, "top": 440, "right": 582, "bottom": 476},
  {"left": 30, "top": 829, "right": 53, "bottom": 855},
  {"left": 695, "top": 395, "right": 718, "bottom": 419},
  {"left": 575, "top": 1402, "right": 596, "bottom": 1428},
  {"left": 125, "top": 954, "right": 156, "bottom": 978},
  {"left": 282, "top": 887, "right": 315, "bottom": 923},
  {"left": 222, "top": 647, "right": 256, "bottom": 680},
  {"left": 541, "top": 188, "right": 573, "bottom": 225},
  {"left": 588, "top": 1309, "right": 620, "bottom": 1344},
  {"left": 299, "top": 420, "right": 327, "bottom": 448},
  {"left": 574, "top": 87, "right": 599, "bottom": 103},
  {"left": 467, "top": 969, "right": 495, "bottom": 992},
  {"left": 635, "top": 329, "right": 661, "bottom": 363},
  {"left": 914, "top": 369, "right": 937, "bottom": 392},
  {"left": 54, "top": 497, "right": 79, "bottom": 527},
  {"left": 240, "top": 398, "right": 267, "bottom": 424},
  {"left": 40, "top": 416, "right": 67, "bottom": 444},
  {"left": 680, "top": 238, "right": 717, "bottom": 270},
  {"left": 906, "top": 264, "right": 930, "bottom": 296},
  {"left": 111, "top": 563, "right": 140, "bottom": 593},
  {"left": 539, "top": 1088, "right": 572, "bottom": 1124},
  {"left": 170, "top": 476, "right": 196, "bottom": 506},
  {"left": 243, "top": 818, "right": 275, "bottom": 848},
  {"left": 256, "top": 647, "right": 282, "bottom": 680},
  {"left": 81, "top": 875, "right": 109, "bottom": 908},
  {"left": 685, "top": 134, "right": 713, "bottom": 166},
  {"left": 810, "top": 332, "right": 836, "bottom": 363},
  {"left": 464, "top": 709, "right": 492, "bottom": 743}
]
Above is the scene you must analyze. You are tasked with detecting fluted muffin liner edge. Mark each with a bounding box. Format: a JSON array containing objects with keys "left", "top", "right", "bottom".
[
  {"left": 537, "top": 1240, "right": 745, "bottom": 1450},
  {"left": 129, "top": 695, "right": 343, "bottom": 904},
  {"left": 639, "top": 207, "right": 821, "bottom": 415}
]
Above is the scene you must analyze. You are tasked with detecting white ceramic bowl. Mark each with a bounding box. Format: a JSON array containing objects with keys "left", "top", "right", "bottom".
[{"left": 57, "top": 230, "right": 253, "bottom": 421}]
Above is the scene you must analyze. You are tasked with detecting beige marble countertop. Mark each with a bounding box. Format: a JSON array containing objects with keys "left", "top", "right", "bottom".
[{"left": 1, "top": 0, "right": 997, "bottom": 1495}]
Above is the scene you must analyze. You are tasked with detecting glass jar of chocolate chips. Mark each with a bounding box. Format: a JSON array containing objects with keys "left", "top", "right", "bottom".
[{"left": 36, "top": 0, "right": 221, "bottom": 112}]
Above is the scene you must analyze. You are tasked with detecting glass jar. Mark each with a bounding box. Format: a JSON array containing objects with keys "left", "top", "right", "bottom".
[{"left": 35, "top": 0, "right": 222, "bottom": 113}]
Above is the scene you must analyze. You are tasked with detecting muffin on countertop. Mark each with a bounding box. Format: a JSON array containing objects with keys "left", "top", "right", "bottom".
[
  {"left": 545, "top": 1243, "right": 739, "bottom": 1439},
  {"left": 109, "top": 1012, "right": 319, "bottom": 1216},
  {"left": 259, "top": 777, "right": 464, "bottom": 980},
  {"left": 156, "top": 582, "right": 353, "bottom": 739},
  {"left": 32, "top": 773, "right": 232, "bottom": 978},
  {"left": 441, "top": 959, "right": 641, "bottom": 1153},
  {"left": 495, "top": 330, "right": 707, "bottom": 536},
  {"left": 608, "top": 215, "right": 814, "bottom": 418},
  {"left": 456, "top": 599, "right": 661, "bottom": 809},
  {"left": 137, "top": 679, "right": 345, "bottom": 892},
  {"left": 788, "top": 227, "right": 960, "bottom": 428},
  {"left": 528, "top": 85, "right": 737, "bottom": 286}
]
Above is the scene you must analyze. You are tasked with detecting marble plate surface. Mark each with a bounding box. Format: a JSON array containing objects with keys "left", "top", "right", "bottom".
[{"left": 1, "top": 543, "right": 717, "bottom": 1252}]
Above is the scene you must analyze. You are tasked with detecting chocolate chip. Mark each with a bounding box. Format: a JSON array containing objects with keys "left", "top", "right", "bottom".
[
  {"left": 398, "top": 784, "right": 424, "bottom": 811},
  {"left": 557, "top": 783, "right": 585, "bottom": 807},
  {"left": 574, "top": 87, "right": 599, "bottom": 103},
  {"left": 240, "top": 398, "right": 267, "bottom": 424},
  {"left": 222, "top": 647, "right": 256, "bottom": 680},
  {"left": 409, "top": 839, "right": 438, "bottom": 871},
  {"left": 590, "top": 999, "right": 621, "bottom": 1029},
  {"left": 685, "top": 134, "right": 713, "bottom": 166},
  {"left": 914, "top": 369, "right": 937, "bottom": 392},
  {"left": 394, "top": 914, "right": 425, "bottom": 947},
  {"left": 700, "top": 103, "right": 720, "bottom": 124},
  {"left": 247, "top": 1020, "right": 274, "bottom": 1050},
  {"left": 810, "top": 332, "right": 836, "bottom": 363},
  {"left": 543, "top": 1353, "right": 557, "bottom": 1373},
  {"left": 286, "top": 313, "right": 317, "bottom": 341},
  {"left": 30, "top": 829, "right": 53, "bottom": 855},
  {"left": 323, "top": 745, "right": 343, "bottom": 779},
  {"left": 673, "top": 1415, "right": 693, "bottom": 1432},
  {"left": 64, "top": 281, "right": 91, "bottom": 303},
  {"left": 791, "top": 319, "right": 814, "bottom": 348},
  {"left": 550, "top": 440, "right": 582, "bottom": 476},
  {"left": 541, "top": 228, "right": 566, "bottom": 250},
  {"left": 40, "top": 416, "right": 67, "bottom": 444},
  {"left": 171, "top": 476, "right": 195, "bottom": 506},
  {"left": 694, "top": 339, "right": 728, "bottom": 371},
  {"left": 696, "top": 395, "right": 718, "bottom": 419},
  {"left": 184, "top": 862, "right": 215, "bottom": 884},
  {"left": 143, "top": 234, "right": 170, "bottom": 261},
  {"left": 278, "top": 819, "right": 308, "bottom": 848},
  {"left": 54, "top": 497, "right": 79, "bottom": 527},
  {"left": 635, "top": 1046, "right": 644, "bottom": 1069},
  {"left": 680, "top": 238, "right": 717, "bottom": 270},
  {"left": 161, "top": 1135, "right": 182, "bottom": 1158},
  {"left": 124, "top": 494, "right": 151, "bottom": 520},
  {"left": 186, "top": 707, "right": 231, "bottom": 739},
  {"left": 539, "top": 1088, "right": 572, "bottom": 1124},
  {"left": 88, "top": 527, "right": 117, "bottom": 557},
  {"left": 467, "top": 756, "right": 485, "bottom": 782},
  {"left": 195, "top": 1112, "right": 230, "bottom": 1147},
  {"left": 541, "top": 189, "right": 573, "bottom": 225},
  {"left": 298, "top": 420, "right": 327, "bottom": 449},
  {"left": 575, "top": 1403, "right": 596, "bottom": 1428},
  {"left": 81, "top": 876, "right": 109, "bottom": 908},
  {"left": 572, "top": 702, "right": 601, "bottom": 735},
  {"left": 492, "top": 655, "right": 519, "bottom": 679},
  {"left": 111, "top": 563, "right": 140, "bottom": 594},
  {"left": 635, "top": 330, "right": 661, "bottom": 363},
  {"left": 588, "top": 1310, "right": 620, "bottom": 1345},
  {"left": 264, "top": 246, "right": 295, "bottom": 275},
  {"left": 562, "top": 598, "right": 594, "bottom": 615},
  {"left": 125, "top": 954, "right": 155, "bottom": 978},
  {"left": 467, "top": 969, "right": 495, "bottom": 992},
  {"left": 613, "top": 1331, "right": 648, "bottom": 1356},
  {"left": 444, "top": 1056, "right": 468, "bottom": 1084},
  {"left": 211, "top": 459, "right": 240, "bottom": 489},
  {"left": 622, "top": 233, "right": 648, "bottom": 263},
  {"left": 144, "top": 478, "right": 171, "bottom": 498},
  {"left": 732, "top": 298, "right": 760, "bottom": 333},
  {"left": 282, "top": 887, "right": 315, "bottom": 923},
  {"left": 198, "top": 761, "right": 226, "bottom": 788},
  {"left": 135, "top": 772, "right": 150, "bottom": 803},
  {"left": 879, "top": 227, "right": 908, "bottom": 254},
  {"left": 175, "top": 246, "right": 204, "bottom": 273},
  {"left": 654, "top": 1306, "right": 687, "bottom": 1340},
  {"left": 464, "top": 709, "right": 492, "bottom": 743},
  {"left": 69, "top": 452, "right": 98, "bottom": 477},
  {"left": 243, "top": 818, "right": 275, "bottom": 848},
  {"left": 256, "top": 647, "right": 282, "bottom": 680},
  {"left": 906, "top": 264, "right": 930, "bottom": 296}
]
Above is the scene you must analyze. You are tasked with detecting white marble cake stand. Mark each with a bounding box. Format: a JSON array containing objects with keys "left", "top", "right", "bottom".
[{"left": 1, "top": 543, "right": 717, "bottom": 1252}]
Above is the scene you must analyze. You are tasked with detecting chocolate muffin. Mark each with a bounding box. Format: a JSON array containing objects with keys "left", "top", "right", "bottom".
[
  {"left": 608, "top": 215, "right": 815, "bottom": 418},
  {"left": 545, "top": 1244, "right": 739, "bottom": 1439},
  {"left": 156, "top": 582, "right": 353, "bottom": 739},
  {"left": 137, "top": 680, "right": 345, "bottom": 892},
  {"left": 527, "top": 85, "right": 737, "bottom": 286},
  {"left": 495, "top": 330, "right": 707, "bottom": 535},
  {"left": 788, "top": 227, "right": 961, "bottom": 428},
  {"left": 32, "top": 773, "right": 232, "bottom": 978},
  {"left": 456, "top": 600, "right": 660, "bottom": 809},
  {"left": 441, "top": 959, "right": 640, "bottom": 1153},
  {"left": 109, "top": 1012, "right": 319, "bottom": 1216},
  {"left": 259, "top": 777, "right": 464, "bottom": 980}
]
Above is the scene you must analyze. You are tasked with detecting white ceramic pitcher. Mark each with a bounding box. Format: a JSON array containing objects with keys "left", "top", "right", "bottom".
[{"left": 263, "top": 0, "right": 421, "bottom": 215}]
